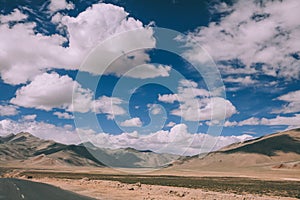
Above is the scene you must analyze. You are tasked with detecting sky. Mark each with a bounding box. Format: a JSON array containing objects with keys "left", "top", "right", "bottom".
[{"left": 0, "top": 0, "right": 299, "bottom": 156}]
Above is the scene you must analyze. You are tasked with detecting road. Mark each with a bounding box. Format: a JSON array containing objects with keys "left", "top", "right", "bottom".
[{"left": 0, "top": 178, "right": 95, "bottom": 200}]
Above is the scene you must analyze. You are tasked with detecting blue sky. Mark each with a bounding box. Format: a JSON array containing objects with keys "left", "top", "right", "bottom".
[{"left": 0, "top": 0, "right": 299, "bottom": 155}]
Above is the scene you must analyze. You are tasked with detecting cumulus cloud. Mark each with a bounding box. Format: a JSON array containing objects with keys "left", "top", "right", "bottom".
[
  {"left": 158, "top": 94, "right": 178, "bottom": 104},
  {"left": 158, "top": 80, "right": 237, "bottom": 121},
  {"left": 261, "top": 114, "right": 300, "bottom": 126},
  {"left": 0, "top": 3, "right": 156, "bottom": 85},
  {"left": 165, "top": 121, "right": 176, "bottom": 127},
  {"left": 0, "top": 9, "right": 28, "bottom": 23},
  {"left": 124, "top": 64, "right": 171, "bottom": 79},
  {"left": 147, "top": 104, "right": 162, "bottom": 115},
  {"left": 272, "top": 90, "right": 300, "bottom": 114},
  {"left": 224, "top": 76, "right": 258, "bottom": 85},
  {"left": 86, "top": 123, "right": 253, "bottom": 155},
  {"left": 120, "top": 117, "right": 143, "bottom": 127},
  {"left": 48, "top": 0, "right": 75, "bottom": 13},
  {"left": 183, "top": 0, "right": 300, "bottom": 79},
  {"left": 0, "top": 21, "right": 68, "bottom": 84},
  {"left": 224, "top": 120, "right": 238, "bottom": 127},
  {"left": 0, "top": 105, "right": 19, "bottom": 116},
  {"left": 22, "top": 114, "right": 37, "bottom": 121},
  {"left": 225, "top": 114, "right": 300, "bottom": 127},
  {"left": 92, "top": 96, "right": 126, "bottom": 120},
  {"left": 10, "top": 72, "right": 93, "bottom": 112},
  {"left": 10, "top": 72, "right": 126, "bottom": 119},
  {"left": 57, "top": 3, "right": 155, "bottom": 77},
  {"left": 53, "top": 111, "right": 74, "bottom": 119},
  {"left": 238, "top": 117, "right": 261, "bottom": 126},
  {"left": 0, "top": 119, "right": 253, "bottom": 155},
  {"left": 171, "top": 97, "right": 236, "bottom": 121},
  {"left": 0, "top": 119, "right": 80, "bottom": 144}
]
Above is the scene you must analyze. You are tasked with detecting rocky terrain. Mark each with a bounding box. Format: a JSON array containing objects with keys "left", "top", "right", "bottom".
[{"left": 30, "top": 177, "right": 299, "bottom": 200}]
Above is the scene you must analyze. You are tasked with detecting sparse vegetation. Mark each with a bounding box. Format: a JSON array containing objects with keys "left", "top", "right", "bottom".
[
  {"left": 0, "top": 167, "right": 11, "bottom": 177},
  {"left": 19, "top": 170, "right": 300, "bottom": 198}
]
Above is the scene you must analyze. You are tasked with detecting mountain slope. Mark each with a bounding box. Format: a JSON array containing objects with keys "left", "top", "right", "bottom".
[
  {"left": 0, "top": 132, "right": 104, "bottom": 167},
  {"left": 86, "top": 146, "right": 179, "bottom": 168},
  {"left": 0, "top": 132, "right": 179, "bottom": 168},
  {"left": 220, "top": 128, "right": 300, "bottom": 155},
  {"left": 170, "top": 128, "right": 300, "bottom": 170}
]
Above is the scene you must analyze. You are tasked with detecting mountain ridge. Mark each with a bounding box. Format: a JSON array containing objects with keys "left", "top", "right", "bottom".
[
  {"left": 169, "top": 128, "right": 300, "bottom": 170},
  {"left": 0, "top": 132, "right": 179, "bottom": 168}
]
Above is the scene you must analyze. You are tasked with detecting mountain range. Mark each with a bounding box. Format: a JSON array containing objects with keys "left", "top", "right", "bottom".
[
  {"left": 0, "top": 132, "right": 178, "bottom": 168},
  {"left": 170, "top": 128, "right": 300, "bottom": 170},
  {"left": 0, "top": 128, "right": 299, "bottom": 170}
]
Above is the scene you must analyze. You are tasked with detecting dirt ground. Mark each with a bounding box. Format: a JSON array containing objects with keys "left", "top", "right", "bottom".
[
  {"left": 2, "top": 165, "right": 299, "bottom": 200},
  {"left": 29, "top": 177, "right": 298, "bottom": 200}
]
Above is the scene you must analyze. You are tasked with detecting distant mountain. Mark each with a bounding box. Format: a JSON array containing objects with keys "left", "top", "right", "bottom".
[
  {"left": 219, "top": 128, "right": 300, "bottom": 156},
  {"left": 170, "top": 128, "right": 300, "bottom": 170},
  {"left": 0, "top": 132, "right": 179, "bottom": 168},
  {"left": 0, "top": 132, "right": 104, "bottom": 167}
]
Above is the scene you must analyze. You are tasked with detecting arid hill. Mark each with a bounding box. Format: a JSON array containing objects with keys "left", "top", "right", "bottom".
[
  {"left": 169, "top": 128, "right": 300, "bottom": 171},
  {"left": 0, "top": 132, "right": 178, "bottom": 168}
]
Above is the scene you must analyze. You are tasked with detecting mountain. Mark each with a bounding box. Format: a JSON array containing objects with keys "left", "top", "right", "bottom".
[
  {"left": 169, "top": 128, "right": 300, "bottom": 170},
  {"left": 4, "top": 128, "right": 298, "bottom": 170},
  {"left": 0, "top": 132, "right": 104, "bottom": 167},
  {"left": 0, "top": 132, "right": 179, "bottom": 168},
  {"left": 85, "top": 146, "right": 179, "bottom": 168}
]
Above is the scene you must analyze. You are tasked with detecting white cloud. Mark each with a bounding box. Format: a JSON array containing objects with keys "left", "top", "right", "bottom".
[
  {"left": 10, "top": 72, "right": 93, "bottom": 112},
  {"left": 165, "top": 121, "right": 176, "bottom": 127},
  {"left": 48, "top": 0, "right": 75, "bottom": 13},
  {"left": 9, "top": 72, "right": 127, "bottom": 118},
  {"left": 224, "top": 117, "right": 264, "bottom": 127},
  {"left": 0, "top": 3, "right": 156, "bottom": 85},
  {"left": 0, "top": 21, "right": 68, "bottom": 84},
  {"left": 224, "top": 76, "right": 258, "bottom": 85},
  {"left": 184, "top": 0, "right": 300, "bottom": 79},
  {"left": 272, "top": 90, "right": 300, "bottom": 114},
  {"left": 0, "top": 9, "right": 28, "bottom": 23},
  {"left": 224, "top": 120, "right": 238, "bottom": 127},
  {"left": 88, "top": 123, "right": 253, "bottom": 156},
  {"left": 22, "top": 114, "right": 37, "bottom": 121},
  {"left": 120, "top": 117, "right": 142, "bottom": 127},
  {"left": 0, "top": 105, "right": 19, "bottom": 116},
  {"left": 147, "top": 104, "right": 162, "bottom": 115},
  {"left": 172, "top": 97, "right": 236, "bottom": 121},
  {"left": 58, "top": 3, "right": 155, "bottom": 77},
  {"left": 0, "top": 119, "right": 254, "bottom": 156},
  {"left": 238, "top": 117, "right": 261, "bottom": 126},
  {"left": 125, "top": 64, "right": 171, "bottom": 79},
  {"left": 0, "top": 119, "right": 80, "bottom": 144},
  {"left": 159, "top": 80, "right": 237, "bottom": 121},
  {"left": 51, "top": 12, "right": 64, "bottom": 24},
  {"left": 53, "top": 111, "right": 74, "bottom": 119},
  {"left": 92, "top": 96, "right": 126, "bottom": 120},
  {"left": 158, "top": 94, "right": 178, "bottom": 103},
  {"left": 277, "top": 90, "right": 300, "bottom": 102},
  {"left": 225, "top": 114, "right": 300, "bottom": 127},
  {"left": 151, "top": 107, "right": 161, "bottom": 115},
  {"left": 261, "top": 114, "right": 300, "bottom": 126}
]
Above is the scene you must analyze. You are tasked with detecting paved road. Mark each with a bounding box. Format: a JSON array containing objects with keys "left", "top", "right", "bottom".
[{"left": 0, "top": 178, "right": 95, "bottom": 200}]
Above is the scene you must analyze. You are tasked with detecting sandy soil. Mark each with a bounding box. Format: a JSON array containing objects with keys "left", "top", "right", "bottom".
[
  {"left": 30, "top": 177, "right": 298, "bottom": 200},
  {"left": 2, "top": 165, "right": 299, "bottom": 199}
]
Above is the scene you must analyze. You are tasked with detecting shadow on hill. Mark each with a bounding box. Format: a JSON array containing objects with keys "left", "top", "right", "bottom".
[
  {"left": 90, "top": 148, "right": 144, "bottom": 168},
  {"left": 224, "top": 134, "right": 300, "bottom": 156},
  {"left": 66, "top": 145, "right": 105, "bottom": 166},
  {"left": 34, "top": 143, "right": 66, "bottom": 155}
]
